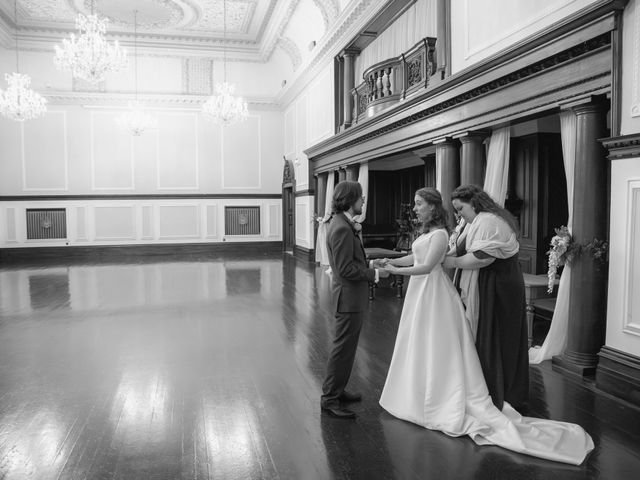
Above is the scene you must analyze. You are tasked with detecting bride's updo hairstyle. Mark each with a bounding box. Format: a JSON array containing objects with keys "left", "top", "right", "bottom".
[
  {"left": 416, "top": 187, "right": 451, "bottom": 234},
  {"left": 451, "top": 184, "right": 519, "bottom": 236}
]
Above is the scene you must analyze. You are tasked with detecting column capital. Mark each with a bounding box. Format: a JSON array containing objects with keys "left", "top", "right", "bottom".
[
  {"left": 340, "top": 48, "right": 361, "bottom": 58},
  {"left": 432, "top": 136, "right": 454, "bottom": 145},
  {"left": 454, "top": 131, "right": 490, "bottom": 143},
  {"left": 559, "top": 95, "right": 608, "bottom": 113}
]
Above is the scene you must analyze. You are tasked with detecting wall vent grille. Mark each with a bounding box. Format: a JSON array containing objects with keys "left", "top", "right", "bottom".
[
  {"left": 225, "top": 206, "right": 260, "bottom": 235},
  {"left": 26, "top": 209, "right": 67, "bottom": 239}
]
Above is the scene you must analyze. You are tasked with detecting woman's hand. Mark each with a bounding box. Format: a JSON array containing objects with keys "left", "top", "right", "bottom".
[
  {"left": 384, "top": 265, "right": 400, "bottom": 275},
  {"left": 443, "top": 256, "right": 457, "bottom": 269}
]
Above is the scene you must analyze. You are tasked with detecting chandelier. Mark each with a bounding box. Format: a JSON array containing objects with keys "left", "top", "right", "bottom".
[
  {"left": 53, "top": 1, "right": 127, "bottom": 84},
  {"left": 117, "top": 10, "right": 156, "bottom": 136},
  {"left": 0, "top": 0, "right": 47, "bottom": 121},
  {"left": 201, "top": 0, "right": 248, "bottom": 126}
]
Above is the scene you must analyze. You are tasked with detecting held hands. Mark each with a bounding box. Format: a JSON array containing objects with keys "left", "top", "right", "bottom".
[{"left": 371, "top": 258, "right": 390, "bottom": 268}]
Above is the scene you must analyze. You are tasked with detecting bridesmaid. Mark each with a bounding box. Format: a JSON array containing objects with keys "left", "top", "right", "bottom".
[{"left": 444, "top": 184, "right": 529, "bottom": 411}]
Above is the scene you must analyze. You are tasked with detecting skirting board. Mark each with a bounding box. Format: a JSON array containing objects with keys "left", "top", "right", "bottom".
[
  {"left": 0, "top": 242, "right": 283, "bottom": 263},
  {"left": 596, "top": 346, "right": 640, "bottom": 406},
  {"left": 293, "top": 245, "right": 315, "bottom": 262}
]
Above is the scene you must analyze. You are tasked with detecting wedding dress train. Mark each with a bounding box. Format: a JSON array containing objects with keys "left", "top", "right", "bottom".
[{"left": 379, "top": 229, "right": 593, "bottom": 465}]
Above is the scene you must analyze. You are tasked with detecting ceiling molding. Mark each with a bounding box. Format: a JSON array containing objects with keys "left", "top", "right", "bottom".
[{"left": 43, "top": 90, "right": 280, "bottom": 109}]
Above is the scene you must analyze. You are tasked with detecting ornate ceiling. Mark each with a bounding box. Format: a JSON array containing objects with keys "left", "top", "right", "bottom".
[{"left": 0, "top": 0, "right": 343, "bottom": 61}]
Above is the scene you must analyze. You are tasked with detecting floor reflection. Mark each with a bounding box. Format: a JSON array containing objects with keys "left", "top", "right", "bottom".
[{"left": 0, "top": 253, "right": 639, "bottom": 479}]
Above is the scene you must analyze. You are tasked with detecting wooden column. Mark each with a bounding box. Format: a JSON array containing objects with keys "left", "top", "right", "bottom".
[
  {"left": 345, "top": 164, "right": 359, "bottom": 182},
  {"left": 341, "top": 49, "right": 359, "bottom": 131},
  {"left": 316, "top": 172, "right": 327, "bottom": 217},
  {"left": 434, "top": 138, "right": 460, "bottom": 214},
  {"left": 338, "top": 168, "right": 347, "bottom": 183},
  {"left": 457, "top": 131, "right": 487, "bottom": 186},
  {"left": 421, "top": 154, "right": 436, "bottom": 188},
  {"left": 552, "top": 100, "right": 609, "bottom": 377}
]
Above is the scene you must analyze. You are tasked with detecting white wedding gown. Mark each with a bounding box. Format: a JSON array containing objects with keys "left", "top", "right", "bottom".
[{"left": 379, "top": 229, "right": 594, "bottom": 465}]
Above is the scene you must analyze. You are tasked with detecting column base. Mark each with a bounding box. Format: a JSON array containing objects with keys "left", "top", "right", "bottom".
[
  {"left": 339, "top": 122, "right": 352, "bottom": 132},
  {"left": 552, "top": 352, "right": 598, "bottom": 377}
]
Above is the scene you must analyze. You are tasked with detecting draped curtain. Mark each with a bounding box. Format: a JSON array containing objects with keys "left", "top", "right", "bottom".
[
  {"left": 354, "top": 0, "right": 437, "bottom": 81},
  {"left": 353, "top": 162, "right": 369, "bottom": 224},
  {"left": 315, "top": 172, "right": 335, "bottom": 265},
  {"left": 529, "top": 111, "right": 576, "bottom": 364},
  {"left": 483, "top": 127, "right": 511, "bottom": 206}
]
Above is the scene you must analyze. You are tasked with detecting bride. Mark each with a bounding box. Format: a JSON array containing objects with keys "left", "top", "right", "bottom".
[{"left": 378, "top": 187, "right": 593, "bottom": 465}]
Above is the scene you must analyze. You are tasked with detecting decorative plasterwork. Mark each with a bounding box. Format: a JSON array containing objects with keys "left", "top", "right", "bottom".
[
  {"left": 311, "top": 0, "right": 339, "bottom": 30},
  {"left": 181, "top": 0, "right": 255, "bottom": 34},
  {"left": 277, "top": 36, "right": 302, "bottom": 71},
  {"left": 262, "top": 0, "right": 300, "bottom": 60},
  {"left": 43, "top": 91, "right": 278, "bottom": 109},
  {"left": 91, "top": 0, "right": 185, "bottom": 30}
]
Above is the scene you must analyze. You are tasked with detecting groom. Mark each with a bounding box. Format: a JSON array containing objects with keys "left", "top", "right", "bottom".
[{"left": 321, "top": 180, "right": 389, "bottom": 419}]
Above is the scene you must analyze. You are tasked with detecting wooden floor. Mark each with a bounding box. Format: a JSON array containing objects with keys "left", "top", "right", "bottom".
[{"left": 0, "top": 252, "right": 639, "bottom": 480}]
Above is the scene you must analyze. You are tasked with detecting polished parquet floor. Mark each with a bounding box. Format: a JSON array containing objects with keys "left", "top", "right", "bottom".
[{"left": 0, "top": 251, "right": 639, "bottom": 480}]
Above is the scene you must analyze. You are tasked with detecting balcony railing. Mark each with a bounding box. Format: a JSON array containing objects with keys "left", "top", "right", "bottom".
[{"left": 352, "top": 37, "right": 437, "bottom": 124}]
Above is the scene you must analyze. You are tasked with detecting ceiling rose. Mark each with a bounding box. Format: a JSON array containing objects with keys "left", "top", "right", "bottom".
[{"left": 85, "top": 0, "right": 185, "bottom": 30}]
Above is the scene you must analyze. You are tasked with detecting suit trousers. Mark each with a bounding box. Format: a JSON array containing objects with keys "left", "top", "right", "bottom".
[{"left": 321, "top": 310, "right": 364, "bottom": 407}]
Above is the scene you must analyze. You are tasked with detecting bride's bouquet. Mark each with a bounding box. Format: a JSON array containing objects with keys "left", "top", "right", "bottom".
[{"left": 546, "top": 226, "right": 574, "bottom": 293}]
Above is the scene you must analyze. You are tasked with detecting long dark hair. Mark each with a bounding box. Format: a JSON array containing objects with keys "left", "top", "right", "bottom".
[
  {"left": 450, "top": 184, "right": 519, "bottom": 236},
  {"left": 331, "top": 181, "right": 362, "bottom": 214},
  {"left": 416, "top": 187, "right": 451, "bottom": 234}
]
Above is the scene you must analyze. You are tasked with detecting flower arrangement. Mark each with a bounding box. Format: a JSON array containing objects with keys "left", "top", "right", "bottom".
[
  {"left": 546, "top": 226, "right": 609, "bottom": 293},
  {"left": 546, "top": 226, "right": 574, "bottom": 293},
  {"left": 395, "top": 203, "right": 420, "bottom": 250}
]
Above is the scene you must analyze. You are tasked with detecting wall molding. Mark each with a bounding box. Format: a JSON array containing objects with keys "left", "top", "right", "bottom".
[
  {"left": 0, "top": 194, "right": 282, "bottom": 200},
  {"left": 0, "top": 242, "right": 284, "bottom": 263},
  {"left": 601, "top": 133, "right": 640, "bottom": 159},
  {"left": 596, "top": 346, "right": 640, "bottom": 406}
]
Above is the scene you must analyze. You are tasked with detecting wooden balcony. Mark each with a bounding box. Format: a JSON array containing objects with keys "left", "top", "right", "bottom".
[{"left": 352, "top": 37, "right": 437, "bottom": 124}]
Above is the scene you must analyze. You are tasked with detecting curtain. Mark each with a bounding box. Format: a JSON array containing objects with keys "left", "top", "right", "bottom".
[
  {"left": 315, "top": 172, "right": 335, "bottom": 265},
  {"left": 529, "top": 111, "right": 576, "bottom": 364},
  {"left": 354, "top": 0, "right": 437, "bottom": 80},
  {"left": 353, "top": 162, "right": 369, "bottom": 224},
  {"left": 483, "top": 127, "right": 511, "bottom": 206}
]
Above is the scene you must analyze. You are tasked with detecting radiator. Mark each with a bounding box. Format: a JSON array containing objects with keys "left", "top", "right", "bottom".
[
  {"left": 225, "top": 206, "right": 260, "bottom": 235},
  {"left": 26, "top": 208, "right": 67, "bottom": 239}
]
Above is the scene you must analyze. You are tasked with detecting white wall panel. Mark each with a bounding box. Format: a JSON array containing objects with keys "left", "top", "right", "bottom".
[
  {"left": 268, "top": 204, "right": 280, "bottom": 238},
  {"left": 222, "top": 115, "right": 261, "bottom": 189},
  {"left": 157, "top": 113, "right": 199, "bottom": 190},
  {"left": 22, "top": 111, "right": 68, "bottom": 191},
  {"left": 451, "top": 0, "right": 598, "bottom": 73},
  {"left": 76, "top": 206, "right": 87, "bottom": 241},
  {"left": 158, "top": 205, "right": 200, "bottom": 239},
  {"left": 606, "top": 158, "right": 640, "bottom": 357},
  {"left": 308, "top": 64, "right": 334, "bottom": 145},
  {"left": 91, "top": 112, "right": 134, "bottom": 190},
  {"left": 206, "top": 205, "right": 218, "bottom": 239},
  {"left": 142, "top": 206, "right": 154, "bottom": 240},
  {"left": 94, "top": 206, "right": 136, "bottom": 240},
  {"left": 5, "top": 207, "right": 16, "bottom": 242},
  {"left": 284, "top": 105, "right": 296, "bottom": 158}
]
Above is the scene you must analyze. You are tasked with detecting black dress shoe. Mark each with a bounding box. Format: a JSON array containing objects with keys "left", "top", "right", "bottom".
[
  {"left": 338, "top": 391, "right": 362, "bottom": 403},
  {"left": 321, "top": 406, "right": 356, "bottom": 419}
]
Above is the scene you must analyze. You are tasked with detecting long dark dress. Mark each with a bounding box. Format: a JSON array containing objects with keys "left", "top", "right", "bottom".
[{"left": 475, "top": 254, "right": 529, "bottom": 411}]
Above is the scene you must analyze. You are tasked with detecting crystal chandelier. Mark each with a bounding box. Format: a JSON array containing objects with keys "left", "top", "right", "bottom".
[
  {"left": 53, "top": 1, "right": 127, "bottom": 84},
  {"left": 0, "top": 0, "right": 47, "bottom": 121},
  {"left": 201, "top": 0, "right": 248, "bottom": 126},
  {"left": 117, "top": 10, "right": 156, "bottom": 136}
]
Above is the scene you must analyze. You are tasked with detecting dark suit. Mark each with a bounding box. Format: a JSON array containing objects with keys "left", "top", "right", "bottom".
[{"left": 321, "top": 212, "right": 376, "bottom": 408}]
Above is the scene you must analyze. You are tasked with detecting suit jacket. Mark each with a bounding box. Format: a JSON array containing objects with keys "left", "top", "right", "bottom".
[{"left": 326, "top": 212, "right": 376, "bottom": 313}]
